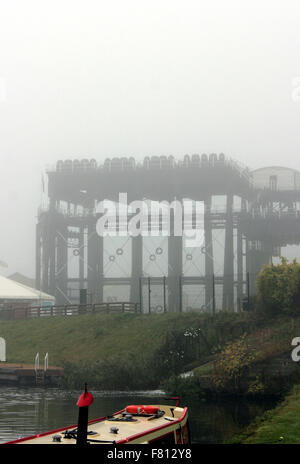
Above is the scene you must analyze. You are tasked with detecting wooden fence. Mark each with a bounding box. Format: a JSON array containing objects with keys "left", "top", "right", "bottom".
[{"left": 0, "top": 302, "right": 140, "bottom": 321}]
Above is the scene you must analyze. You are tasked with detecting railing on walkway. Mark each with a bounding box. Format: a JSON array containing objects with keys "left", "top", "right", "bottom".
[{"left": 0, "top": 302, "right": 139, "bottom": 321}]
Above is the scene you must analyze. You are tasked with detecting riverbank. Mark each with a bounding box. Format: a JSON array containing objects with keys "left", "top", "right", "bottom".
[
  {"left": 0, "top": 311, "right": 255, "bottom": 389},
  {"left": 2, "top": 310, "right": 300, "bottom": 443},
  {"left": 163, "top": 314, "right": 300, "bottom": 399},
  {"left": 1, "top": 310, "right": 300, "bottom": 395},
  {"left": 0, "top": 363, "right": 64, "bottom": 386},
  {"left": 229, "top": 384, "right": 300, "bottom": 443}
]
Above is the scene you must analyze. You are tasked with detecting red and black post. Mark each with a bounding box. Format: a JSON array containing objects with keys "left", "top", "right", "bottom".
[{"left": 76, "top": 383, "right": 94, "bottom": 445}]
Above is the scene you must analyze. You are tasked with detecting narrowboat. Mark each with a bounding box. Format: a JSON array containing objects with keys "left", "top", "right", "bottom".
[{"left": 3, "top": 386, "right": 190, "bottom": 445}]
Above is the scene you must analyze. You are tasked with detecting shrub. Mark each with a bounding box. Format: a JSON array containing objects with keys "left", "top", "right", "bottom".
[
  {"left": 211, "top": 334, "right": 256, "bottom": 392},
  {"left": 257, "top": 258, "right": 300, "bottom": 316}
]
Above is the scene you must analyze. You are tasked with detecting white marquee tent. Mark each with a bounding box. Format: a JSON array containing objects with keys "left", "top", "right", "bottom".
[{"left": 0, "top": 275, "right": 55, "bottom": 306}]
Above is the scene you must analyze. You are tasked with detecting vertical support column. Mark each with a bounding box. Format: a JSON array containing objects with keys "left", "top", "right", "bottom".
[
  {"left": 98, "top": 234, "right": 104, "bottom": 303},
  {"left": 168, "top": 205, "right": 183, "bottom": 312},
  {"left": 245, "top": 237, "right": 251, "bottom": 297},
  {"left": 247, "top": 244, "right": 256, "bottom": 297},
  {"left": 79, "top": 224, "right": 85, "bottom": 294},
  {"left": 237, "top": 225, "right": 243, "bottom": 306},
  {"left": 130, "top": 235, "right": 143, "bottom": 305},
  {"left": 204, "top": 196, "right": 214, "bottom": 311},
  {"left": 41, "top": 217, "right": 50, "bottom": 294},
  {"left": 212, "top": 273, "right": 216, "bottom": 315},
  {"left": 36, "top": 221, "right": 42, "bottom": 291},
  {"left": 48, "top": 224, "right": 56, "bottom": 298},
  {"left": 246, "top": 242, "right": 264, "bottom": 298},
  {"left": 40, "top": 211, "right": 54, "bottom": 295},
  {"left": 45, "top": 199, "right": 57, "bottom": 299},
  {"left": 139, "top": 277, "right": 143, "bottom": 313},
  {"left": 87, "top": 219, "right": 103, "bottom": 304},
  {"left": 222, "top": 194, "right": 234, "bottom": 311},
  {"left": 56, "top": 218, "right": 69, "bottom": 304},
  {"left": 249, "top": 242, "right": 272, "bottom": 297}
]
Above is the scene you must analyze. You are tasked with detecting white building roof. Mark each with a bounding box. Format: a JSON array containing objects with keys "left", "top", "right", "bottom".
[{"left": 0, "top": 275, "right": 55, "bottom": 301}]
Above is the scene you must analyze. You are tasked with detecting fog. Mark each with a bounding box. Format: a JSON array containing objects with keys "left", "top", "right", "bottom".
[{"left": 0, "top": 0, "right": 300, "bottom": 278}]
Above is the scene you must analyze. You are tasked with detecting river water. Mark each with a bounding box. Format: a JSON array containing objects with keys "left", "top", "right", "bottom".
[{"left": 0, "top": 386, "right": 277, "bottom": 444}]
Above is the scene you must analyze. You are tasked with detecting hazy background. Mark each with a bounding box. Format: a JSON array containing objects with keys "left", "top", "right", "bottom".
[{"left": 0, "top": 0, "right": 299, "bottom": 279}]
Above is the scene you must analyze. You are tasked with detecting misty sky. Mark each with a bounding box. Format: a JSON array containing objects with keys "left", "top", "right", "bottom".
[{"left": 0, "top": 0, "right": 300, "bottom": 278}]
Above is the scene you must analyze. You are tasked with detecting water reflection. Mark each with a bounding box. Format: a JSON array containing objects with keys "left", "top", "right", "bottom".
[
  {"left": 187, "top": 397, "right": 277, "bottom": 444},
  {"left": 0, "top": 387, "right": 277, "bottom": 444}
]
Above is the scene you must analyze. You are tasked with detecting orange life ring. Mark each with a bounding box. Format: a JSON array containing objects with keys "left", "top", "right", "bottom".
[{"left": 125, "top": 405, "right": 159, "bottom": 415}]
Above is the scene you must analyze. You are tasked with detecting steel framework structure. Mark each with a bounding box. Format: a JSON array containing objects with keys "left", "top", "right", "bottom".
[{"left": 36, "top": 155, "right": 300, "bottom": 312}]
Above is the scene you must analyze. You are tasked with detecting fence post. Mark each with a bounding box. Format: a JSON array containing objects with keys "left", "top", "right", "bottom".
[
  {"left": 148, "top": 277, "right": 151, "bottom": 313},
  {"left": 139, "top": 277, "right": 143, "bottom": 314},
  {"left": 163, "top": 276, "right": 166, "bottom": 313},
  {"left": 179, "top": 275, "right": 182, "bottom": 313},
  {"left": 247, "top": 271, "right": 250, "bottom": 310}
]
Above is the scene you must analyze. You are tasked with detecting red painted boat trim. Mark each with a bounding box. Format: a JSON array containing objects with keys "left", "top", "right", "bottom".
[
  {"left": 2, "top": 407, "right": 187, "bottom": 445},
  {"left": 2, "top": 415, "right": 109, "bottom": 444},
  {"left": 3, "top": 423, "right": 80, "bottom": 444},
  {"left": 2, "top": 408, "right": 128, "bottom": 444}
]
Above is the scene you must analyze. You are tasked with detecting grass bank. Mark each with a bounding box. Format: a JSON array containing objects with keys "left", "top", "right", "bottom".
[
  {"left": 164, "top": 314, "right": 300, "bottom": 399},
  {"left": 229, "top": 385, "right": 300, "bottom": 443},
  {"left": 0, "top": 311, "right": 253, "bottom": 390}
]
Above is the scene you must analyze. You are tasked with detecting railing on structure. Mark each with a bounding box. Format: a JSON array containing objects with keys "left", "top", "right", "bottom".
[
  {"left": 44, "top": 352, "right": 48, "bottom": 372},
  {"left": 0, "top": 302, "right": 139, "bottom": 321},
  {"left": 34, "top": 352, "right": 48, "bottom": 385},
  {"left": 34, "top": 352, "right": 39, "bottom": 372},
  {"left": 249, "top": 209, "right": 300, "bottom": 219},
  {"left": 47, "top": 155, "right": 254, "bottom": 188}
]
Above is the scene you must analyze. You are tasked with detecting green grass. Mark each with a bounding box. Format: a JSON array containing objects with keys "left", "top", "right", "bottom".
[
  {"left": 0, "top": 311, "right": 251, "bottom": 366},
  {"left": 0, "top": 311, "right": 252, "bottom": 389},
  {"left": 231, "top": 385, "right": 300, "bottom": 444},
  {"left": 194, "top": 361, "right": 214, "bottom": 376}
]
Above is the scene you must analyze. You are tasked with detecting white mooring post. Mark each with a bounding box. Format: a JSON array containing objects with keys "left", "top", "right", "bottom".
[{"left": 0, "top": 337, "right": 6, "bottom": 362}]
